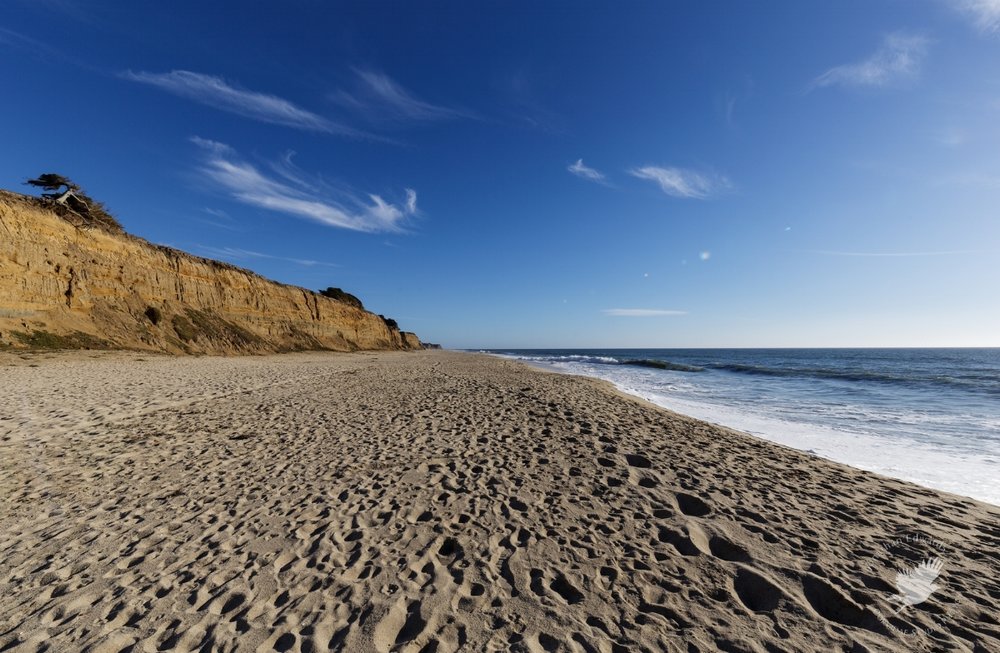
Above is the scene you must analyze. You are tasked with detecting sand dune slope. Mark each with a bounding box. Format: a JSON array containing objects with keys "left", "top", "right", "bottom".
[{"left": 1, "top": 351, "right": 998, "bottom": 652}]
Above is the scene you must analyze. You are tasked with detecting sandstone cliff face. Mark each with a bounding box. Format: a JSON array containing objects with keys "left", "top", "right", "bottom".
[
  {"left": 400, "top": 332, "right": 422, "bottom": 349},
  {"left": 0, "top": 192, "right": 421, "bottom": 354}
]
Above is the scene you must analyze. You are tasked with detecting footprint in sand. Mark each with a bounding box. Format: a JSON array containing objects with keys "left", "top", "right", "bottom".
[{"left": 674, "top": 492, "right": 712, "bottom": 517}]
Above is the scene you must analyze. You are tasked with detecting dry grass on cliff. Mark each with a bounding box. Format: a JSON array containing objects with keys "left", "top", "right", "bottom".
[{"left": 0, "top": 190, "right": 124, "bottom": 235}]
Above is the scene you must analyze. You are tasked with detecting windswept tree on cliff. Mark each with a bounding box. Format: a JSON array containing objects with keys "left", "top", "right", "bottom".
[
  {"left": 26, "top": 173, "right": 85, "bottom": 207},
  {"left": 24, "top": 173, "right": 123, "bottom": 233}
]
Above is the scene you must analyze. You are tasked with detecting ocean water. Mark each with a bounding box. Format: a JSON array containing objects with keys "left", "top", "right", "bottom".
[{"left": 481, "top": 348, "right": 1000, "bottom": 506}]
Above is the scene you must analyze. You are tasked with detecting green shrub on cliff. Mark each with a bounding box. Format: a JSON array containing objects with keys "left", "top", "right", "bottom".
[
  {"left": 318, "top": 287, "right": 364, "bottom": 309},
  {"left": 169, "top": 309, "right": 263, "bottom": 348},
  {"left": 11, "top": 330, "right": 110, "bottom": 350},
  {"left": 172, "top": 314, "right": 196, "bottom": 342}
]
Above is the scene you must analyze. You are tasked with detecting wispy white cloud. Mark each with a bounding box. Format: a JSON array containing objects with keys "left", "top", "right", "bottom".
[
  {"left": 123, "top": 70, "right": 364, "bottom": 136},
  {"left": 197, "top": 207, "right": 242, "bottom": 231},
  {"left": 191, "top": 138, "right": 417, "bottom": 233},
  {"left": 195, "top": 245, "right": 338, "bottom": 267},
  {"left": 499, "top": 68, "right": 563, "bottom": 132},
  {"left": 720, "top": 76, "right": 755, "bottom": 129},
  {"left": 809, "top": 32, "right": 929, "bottom": 90},
  {"left": 567, "top": 159, "right": 607, "bottom": 183},
  {"left": 0, "top": 27, "right": 48, "bottom": 51},
  {"left": 0, "top": 26, "right": 72, "bottom": 62},
  {"left": 956, "top": 0, "right": 1000, "bottom": 33},
  {"left": 629, "top": 166, "right": 731, "bottom": 199},
  {"left": 332, "top": 69, "right": 473, "bottom": 122},
  {"left": 202, "top": 207, "right": 231, "bottom": 219},
  {"left": 724, "top": 95, "right": 738, "bottom": 128},
  {"left": 602, "top": 308, "right": 688, "bottom": 317},
  {"left": 404, "top": 188, "right": 418, "bottom": 214}
]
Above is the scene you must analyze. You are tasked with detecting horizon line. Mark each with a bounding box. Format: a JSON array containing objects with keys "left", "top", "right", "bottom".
[{"left": 458, "top": 345, "right": 1000, "bottom": 350}]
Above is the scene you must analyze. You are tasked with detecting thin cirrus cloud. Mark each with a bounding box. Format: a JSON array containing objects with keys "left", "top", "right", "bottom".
[
  {"left": 602, "top": 309, "right": 688, "bottom": 317},
  {"left": 122, "top": 70, "right": 365, "bottom": 137},
  {"left": 957, "top": 0, "right": 1000, "bottom": 33},
  {"left": 629, "top": 166, "right": 731, "bottom": 199},
  {"left": 809, "top": 32, "right": 929, "bottom": 90},
  {"left": 197, "top": 207, "right": 241, "bottom": 232},
  {"left": 332, "top": 69, "right": 474, "bottom": 122},
  {"left": 195, "top": 245, "right": 338, "bottom": 268},
  {"left": 567, "top": 159, "right": 607, "bottom": 183},
  {"left": 0, "top": 26, "right": 56, "bottom": 56},
  {"left": 191, "top": 137, "right": 417, "bottom": 233}
]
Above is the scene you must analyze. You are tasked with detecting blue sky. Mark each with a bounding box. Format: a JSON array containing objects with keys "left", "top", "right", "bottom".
[{"left": 2, "top": 1, "right": 999, "bottom": 348}]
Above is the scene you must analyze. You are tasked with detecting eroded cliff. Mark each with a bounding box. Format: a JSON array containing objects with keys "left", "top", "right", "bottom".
[{"left": 0, "top": 191, "right": 421, "bottom": 354}]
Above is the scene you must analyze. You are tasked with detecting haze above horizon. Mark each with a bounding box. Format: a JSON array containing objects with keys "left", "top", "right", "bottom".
[{"left": 2, "top": 1, "right": 999, "bottom": 348}]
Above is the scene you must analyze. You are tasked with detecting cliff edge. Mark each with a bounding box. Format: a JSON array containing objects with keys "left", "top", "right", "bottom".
[{"left": 0, "top": 191, "right": 422, "bottom": 354}]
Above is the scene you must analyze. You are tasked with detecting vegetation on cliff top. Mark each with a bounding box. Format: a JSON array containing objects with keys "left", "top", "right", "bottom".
[
  {"left": 319, "top": 287, "right": 364, "bottom": 309},
  {"left": 25, "top": 173, "right": 124, "bottom": 234},
  {"left": 318, "top": 289, "right": 406, "bottom": 337}
]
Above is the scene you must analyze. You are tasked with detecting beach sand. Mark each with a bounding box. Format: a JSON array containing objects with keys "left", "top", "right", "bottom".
[{"left": 1, "top": 350, "right": 998, "bottom": 652}]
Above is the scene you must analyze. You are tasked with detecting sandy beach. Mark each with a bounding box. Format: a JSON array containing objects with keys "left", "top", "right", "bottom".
[{"left": 1, "top": 350, "right": 998, "bottom": 652}]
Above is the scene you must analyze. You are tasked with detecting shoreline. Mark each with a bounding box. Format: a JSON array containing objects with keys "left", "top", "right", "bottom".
[
  {"left": 2, "top": 350, "right": 998, "bottom": 651},
  {"left": 492, "top": 351, "right": 1000, "bottom": 507},
  {"left": 523, "top": 356, "right": 996, "bottom": 506}
]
